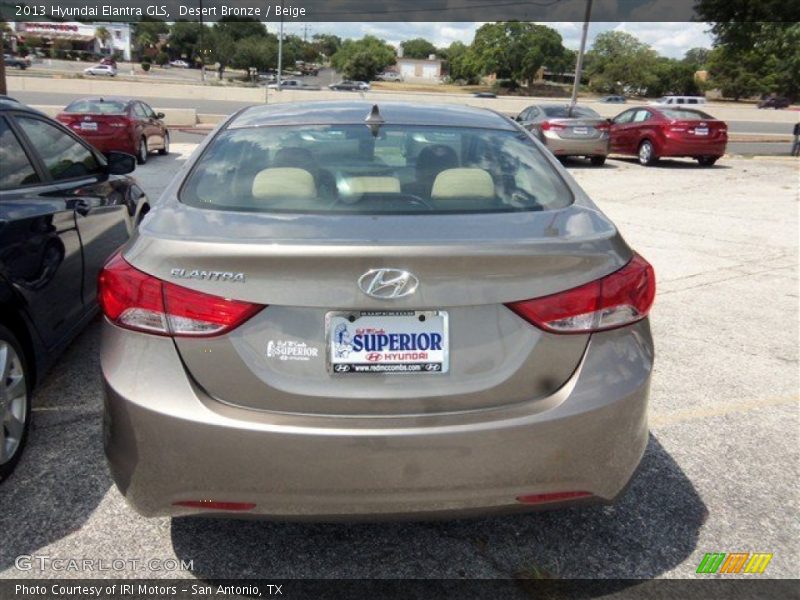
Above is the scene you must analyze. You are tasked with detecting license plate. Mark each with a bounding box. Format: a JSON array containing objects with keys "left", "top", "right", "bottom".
[
  {"left": 694, "top": 127, "right": 709, "bottom": 136},
  {"left": 573, "top": 126, "right": 590, "bottom": 135},
  {"left": 80, "top": 122, "right": 98, "bottom": 131},
  {"left": 327, "top": 310, "right": 449, "bottom": 375}
]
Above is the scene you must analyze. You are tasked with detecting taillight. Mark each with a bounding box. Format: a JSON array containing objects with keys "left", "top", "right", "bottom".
[
  {"left": 98, "top": 254, "right": 264, "bottom": 337},
  {"left": 595, "top": 121, "right": 610, "bottom": 130},
  {"left": 540, "top": 121, "right": 566, "bottom": 131},
  {"left": 506, "top": 254, "right": 655, "bottom": 334}
]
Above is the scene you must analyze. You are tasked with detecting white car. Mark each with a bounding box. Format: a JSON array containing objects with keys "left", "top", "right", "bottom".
[
  {"left": 377, "top": 71, "right": 403, "bottom": 82},
  {"left": 649, "top": 95, "right": 707, "bottom": 107},
  {"left": 84, "top": 64, "right": 117, "bottom": 77},
  {"left": 169, "top": 60, "right": 190, "bottom": 69}
]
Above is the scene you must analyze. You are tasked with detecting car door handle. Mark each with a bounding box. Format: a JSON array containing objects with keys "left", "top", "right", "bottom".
[{"left": 74, "top": 199, "right": 92, "bottom": 217}]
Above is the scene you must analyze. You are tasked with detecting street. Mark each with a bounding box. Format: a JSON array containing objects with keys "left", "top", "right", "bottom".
[
  {"left": 0, "top": 146, "right": 796, "bottom": 580},
  {"left": 8, "top": 89, "right": 797, "bottom": 156}
]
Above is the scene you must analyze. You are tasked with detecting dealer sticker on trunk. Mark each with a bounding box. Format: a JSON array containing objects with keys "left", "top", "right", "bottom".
[{"left": 326, "top": 311, "right": 449, "bottom": 375}]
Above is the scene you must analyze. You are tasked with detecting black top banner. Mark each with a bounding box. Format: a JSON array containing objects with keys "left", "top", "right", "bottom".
[{"left": 1, "top": 0, "right": 798, "bottom": 22}]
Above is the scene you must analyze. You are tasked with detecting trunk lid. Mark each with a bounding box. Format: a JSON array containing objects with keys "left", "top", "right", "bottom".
[{"left": 126, "top": 205, "right": 631, "bottom": 416}]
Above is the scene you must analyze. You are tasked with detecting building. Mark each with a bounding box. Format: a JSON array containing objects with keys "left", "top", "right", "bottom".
[
  {"left": 396, "top": 57, "right": 444, "bottom": 83},
  {"left": 14, "top": 22, "right": 133, "bottom": 61}
]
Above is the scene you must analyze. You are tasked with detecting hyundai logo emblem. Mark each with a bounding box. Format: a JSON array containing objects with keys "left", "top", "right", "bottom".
[{"left": 358, "top": 269, "right": 419, "bottom": 300}]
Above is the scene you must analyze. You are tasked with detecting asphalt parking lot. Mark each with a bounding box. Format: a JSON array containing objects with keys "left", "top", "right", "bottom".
[{"left": 0, "top": 145, "right": 797, "bottom": 581}]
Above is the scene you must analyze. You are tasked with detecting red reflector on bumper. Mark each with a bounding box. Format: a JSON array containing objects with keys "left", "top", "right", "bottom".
[
  {"left": 516, "top": 491, "right": 592, "bottom": 505},
  {"left": 173, "top": 500, "right": 256, "bottom": 512}
]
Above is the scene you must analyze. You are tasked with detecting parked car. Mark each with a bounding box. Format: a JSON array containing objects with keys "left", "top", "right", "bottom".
[
  {"left": 609, "top": 106, "right": 727, "bottom": 166},
  {"left": 266, "top": 79, "right": 321, "bottom": 91},
  {"left": 757, "top": 96, "right": 791, "bottom": 109},
  {"left": 649, "top": 95, "right": 706, "bottom": 106},
  {"left": 169, "top": 60, "right": 190, "bottom": 69},
  {"left": 0, "top": 101, "right": 148, "bottom": 481},
  {"left": 99, "top": 101, "right": 655, "bottom": 519},
  {"left": 376, "top": 71, "right": 403, "bottom": 82},
  {"left": 84, "top": 64, "right": 117, "bottom": 77},
  {"left": 3, "top": 54, "right": 29, "bottom": 70},
  {"left": 516, "top": 104, "right": 610, "bottom": 165},
  {"left": 329, "top": 80, "right": 370, "bottom": 91},
  {"left": 599, "top": 95, "right": 626, "bottom": 103},
  {"left": 56, "top": 97, "right": 169, "bottom": 165},
  {"left": 474, "top": 92, "right": 497, "bottom": 98}
]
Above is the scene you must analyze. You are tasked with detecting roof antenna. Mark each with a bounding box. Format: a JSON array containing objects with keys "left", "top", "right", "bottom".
[{"left": 365, "top": 104, "right": 385, "bottom": 138}]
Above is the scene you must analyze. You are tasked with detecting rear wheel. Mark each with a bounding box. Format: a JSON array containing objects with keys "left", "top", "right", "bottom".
[
  {"left": 158, "top": 132, "right": 170, "bottom": 156},
  {"left": 638, "top": 140, "right": 657, "bottom": 166},
  {"left": 697, "top": 156, "right": 718, "bottom": 167},
  {"left": 137, "top": 137, "right": 148, "bottom": 165},
  {"left": 0, "top": 325, "right": 31, "bottom": 483},
  {"left": 590, "top": 155, "right": 607, "bottom": 166}
]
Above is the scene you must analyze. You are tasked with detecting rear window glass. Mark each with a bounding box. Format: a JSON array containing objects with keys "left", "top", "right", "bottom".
[
  {"left": 65, "top": 100, "right": 127, "bottom": 114},
  {"left": 180, "top": 125, "right": 573, "bottom": 215},
  {"left": 542, "top": 106, "right": 600, "bottom": 118},
  {"left": 660, "top": 109, "right": 714, "bottom": 120}
]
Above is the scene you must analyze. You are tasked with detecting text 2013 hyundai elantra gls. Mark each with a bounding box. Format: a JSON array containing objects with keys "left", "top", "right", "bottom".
[{"left": 99, "top": 102, "right": 655, "bottom": 519}]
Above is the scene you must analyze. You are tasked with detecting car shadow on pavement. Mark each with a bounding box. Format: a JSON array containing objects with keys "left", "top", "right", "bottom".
[
  {"left": 609, "top": 157, "right": 732, "bottom": 169},
  {"left": 170, "top": 435, "right": 706, "bottom": 584},
  {"left": 558, "top": 158, "right": 620, "bottom": 170},
  {"left": 0, "top": 318, "right": 112, "bottom": 571}
]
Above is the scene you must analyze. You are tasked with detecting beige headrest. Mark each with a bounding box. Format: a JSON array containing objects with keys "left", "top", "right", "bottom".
[
  {"left": 431, "top": 168, "right": 494, "bottom": 200},
  {"left": 252, "top": 168, "right": 316, "bottom": 199},
  {"left": 338, "top": 176, "right": 401, "bottom": 197}
]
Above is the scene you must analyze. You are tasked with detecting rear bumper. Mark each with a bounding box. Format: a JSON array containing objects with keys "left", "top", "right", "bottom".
[
  {"left": 76, "top": 133, "right": 136, "bottom": 155},
  {"left": 543, "top": 132, "right": 610, "bottom": 157},
  {"left": 660, "top": 137, "right": 727, "bottom": 157},
  {"left": 102, "top": 319, "right": 653, "bottom": 520}
]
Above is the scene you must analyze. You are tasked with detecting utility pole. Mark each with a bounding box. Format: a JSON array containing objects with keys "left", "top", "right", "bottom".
[
  {"left": 277, "top": 13, "right": 284, "bottom": 90},
  {"left": 569, "top": 0, "right": 593, "bottom": 115},
  {"left": 199, "top": 0, "right": 206, "bottom": 83},
  {"left": 0, "top": 30, "right": 7, "bottom": 96}
]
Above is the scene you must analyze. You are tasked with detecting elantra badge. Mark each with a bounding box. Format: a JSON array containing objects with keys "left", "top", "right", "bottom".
[
  {"left": 170, "top": 268, "right": 246, "bottom": 283},
  {"left": 358, "top": 269, "right": 419, "bottom": 299}
]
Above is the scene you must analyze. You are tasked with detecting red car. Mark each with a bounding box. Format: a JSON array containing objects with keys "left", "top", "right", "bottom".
[
  {"left": 56, "top": 97, "right": 169, "bottom": 164},
  {"left": 609, "top": 106, "right": 727, "bottom": 166}
]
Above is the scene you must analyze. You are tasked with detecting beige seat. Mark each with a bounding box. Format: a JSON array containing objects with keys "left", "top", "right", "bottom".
[
  {"left": 431, "top": 168, "right": 495, "bottom": 200},
  {"left": 251, "top": 168, "right": 317, "bottom": 201},
  {"left": 338, "top": 176, "right": 401, "bottom": 197}
]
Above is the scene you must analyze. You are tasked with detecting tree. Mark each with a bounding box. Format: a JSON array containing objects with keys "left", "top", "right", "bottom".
[
  {"left": 683, "top": 47, "right": 711, "bottom": 69},
  {"left": 214, "top": 17, "right": 266, "bottom": 42},
  {"left": 696, "top": 1, "right": 800, "bottom": 100},
  {"left": 648, "top": 58, "right": 701, "bottom": 97},
  {"left": 444, "top": 41, "right": 480, "bottom": 83},
  {"left": 584, "top": 30, "right": 659, "bottom": 94},
  {"left": 331, "top": 36, "right": 395, "bottom": 80},
  {"left": 206, "top": 28, "right": 237, "bottom": 79},
  {"left": 231, "top": 35, "right": 280, "bottom": 73},
  {"left": 95, "top": 27, "right": 111, "bottom": 51},
  {"left": 169, "top": 21, "right": 204, "bottom": 62},
  {"left": 133, "top": 17, "right": 169, "bottom": 58},
  {"left": 401, "top": 38, "right": 437, "bottom": 59},
  {"left": 467, "top": 22, "right": 567, "bottom": 88},
  {"left": 313, "top": 34, "right": 341, "bottom": 60}
]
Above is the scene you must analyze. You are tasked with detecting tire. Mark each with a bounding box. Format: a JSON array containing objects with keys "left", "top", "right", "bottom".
[
  {"left": 590, "top": 155, "right": 607, "bottom": 166},
  {"left": 158, "top": 132, "right": 170, "bottom": 155},
  {"left": 0, "top": 325, "right": 32, "bottom": 483},
  {"left": 697, "top": 156, "right": 718, "bottom": 167},
  {"left": 638, "top": 140, "right": 657, "bottom": 166},
  {"left": 137, "top": 137, "right": 148, "bottom": 165}
]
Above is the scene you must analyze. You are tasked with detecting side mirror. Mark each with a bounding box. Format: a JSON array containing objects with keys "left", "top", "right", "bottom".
[
  {"left": 106, "top": 151, "right": 136, "bottom": 175},
  {"left": 156, "top": 112, "right": 165, "bottom": 119}
]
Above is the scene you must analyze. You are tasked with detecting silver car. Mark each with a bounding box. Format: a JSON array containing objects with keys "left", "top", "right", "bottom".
[
  {"left": 100, "top": 102, "right": 655, "bottom": 519},
  {"left": 516, "top": 104, "right": 610, "bottom": 165}
]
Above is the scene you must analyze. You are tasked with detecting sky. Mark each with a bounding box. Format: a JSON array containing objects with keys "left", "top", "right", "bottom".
[{"left": 275, "top": 22, "right": 714, "bottom": 58}]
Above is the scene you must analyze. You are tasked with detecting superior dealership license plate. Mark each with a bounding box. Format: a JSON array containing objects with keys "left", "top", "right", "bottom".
[
  {"left": 326, "top": 311, "right": 449, "bottom": 374},
  {"left": 573, "top": 126, "right": 590, "bottom": 135},
  {"left": 694, "top": 127, "right": 709, "bottom": 136},
  {"left": 80, "top": 122, "right": 98, "bottom": 131}
]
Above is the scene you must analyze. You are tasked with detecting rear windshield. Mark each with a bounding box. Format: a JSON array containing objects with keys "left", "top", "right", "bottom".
[
  {"left": 660, "top": 109, "right": 714, "bottom": 120},
  {"left": 65, "top": 100, "right": 127, "bottom": 114},
  {"left": 542, "top": 106, "right": 600, "bottom": 118},
  {"left": 180, "top": 125, "right": 573, "bottom": 215}
]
